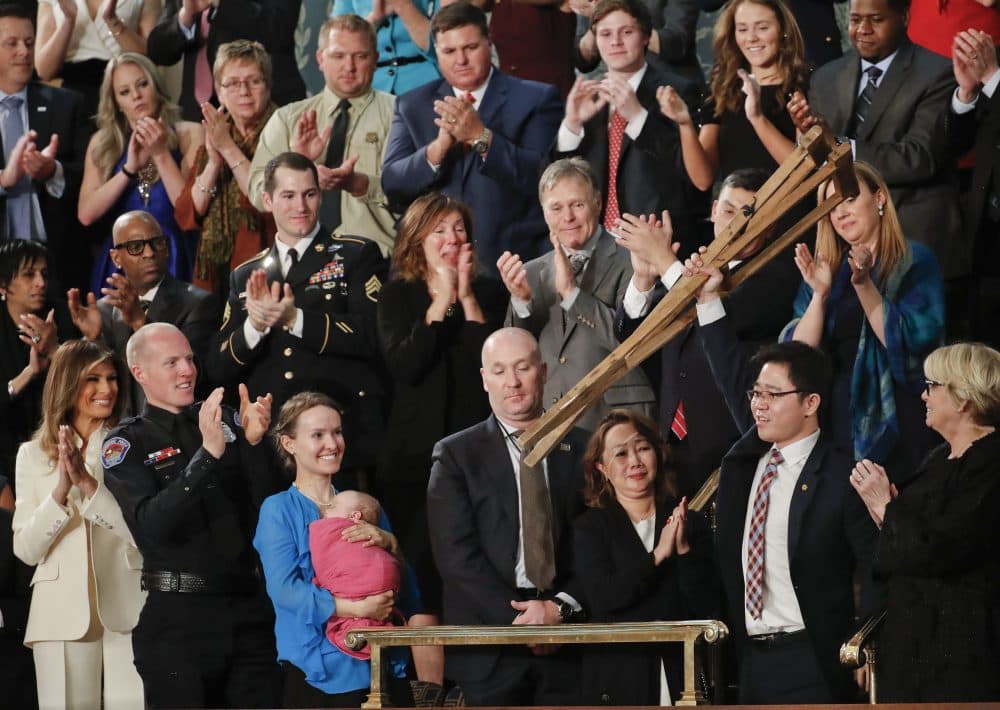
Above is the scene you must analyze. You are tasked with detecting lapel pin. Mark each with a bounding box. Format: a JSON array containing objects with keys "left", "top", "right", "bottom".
[
  {"left": 559, "top": 443, "right": 571, "bottom": 452},
  {"left": 801, "top": 483, "right": 809, "bottom": 492},
  {"left": 365, "top": 132, "right": 378, "bottom": 143},
  {"left": 314, "top": 243, "right": 324, "bottom": 252}
]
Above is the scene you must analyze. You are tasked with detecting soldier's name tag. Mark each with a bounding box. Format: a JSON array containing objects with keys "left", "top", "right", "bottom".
[
  {"left": 144, "top": 447, "right": 181, "bottom": 466},
  {"left": 221, "top": 422, "right": 237, "bottom": 443}
]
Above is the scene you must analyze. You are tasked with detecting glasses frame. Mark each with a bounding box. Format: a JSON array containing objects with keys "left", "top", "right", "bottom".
[
  {"left": 746, "top": 389, "right": 804, "bottom": 404},
  {"left": 219, "top": 76, "right": 267, "bottom": 92},
  {"left": 924, "top": 379, "right": 945, "bottom": 396},
  {"left": 113, "top": 236, "right": 169, "bottom": 256}
]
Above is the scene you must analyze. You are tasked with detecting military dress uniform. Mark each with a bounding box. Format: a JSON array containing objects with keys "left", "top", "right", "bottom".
[
  {"left": 102, "top": 402, "right": 283, "bottom": 709},
  {"left": 206, "top": 230, "right": 390, "bottom": 471}
]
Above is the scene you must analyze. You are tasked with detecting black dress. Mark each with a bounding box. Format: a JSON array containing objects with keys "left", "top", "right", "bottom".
[
  {"left": 699, "top": 83, "right": 801, "bottom": 180},
  {"left": 375, "top": 275, "right": 507, "bottom": 611},
  {"left": 874, "top": 429, "right": 1000, "bottom": 702}
]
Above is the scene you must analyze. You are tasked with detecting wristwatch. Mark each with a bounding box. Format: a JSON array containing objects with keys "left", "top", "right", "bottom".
[
  {"left": 554, "top": 598, "right": 574, "bottom": 622},
  {"left": 471, "top": 128, "right": 492, "bottom": 155}
]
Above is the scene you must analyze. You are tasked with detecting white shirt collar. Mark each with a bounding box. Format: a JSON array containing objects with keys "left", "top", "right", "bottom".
[
  {"left": 139, "top": 278, "right": 164, "bottom": 303},
  {"left": 860, "top": 49, "right": 898, "bottom": 84},
  {"left": 564, "top": 228, "right": 602, "bottom": 258},
  {"left": 452, "top": 67, "right": 494, "bottom": 109},
  {"left": 772, "top": 428, "right": 821, "bottom": 467},
  {"left": 275, "top": 224, "right": 321, "bottom": 270}
]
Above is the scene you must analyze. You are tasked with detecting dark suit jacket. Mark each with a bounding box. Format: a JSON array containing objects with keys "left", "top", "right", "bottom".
[
  {"left": 0, "top": 83, "right": 89, "bottom": 291},
  {"left": 550, "top": 64, "right": 708, "bottom": 260},
  {"left": 698, "top": 313, "right": 880, "bottom": 702},
  {"left": 810, "top": 41, "right": 965, "bottom": 278},
  {"left": 616, "top": 253, "right": 800, "bottom": 496},
  {"left": 146, "top": 0, "right": 305, "bottom": 121},
  {"left": 376, "top": 274, "right": 507, "bottom": 486},
  {"left": 509, "top": 229, "right": 656, "bottom": 431},
  {"left": 426, "top": 416, "right": 589, "bottom": 682},
  {"left": 574, "top": 499, "right": 719, "bottom": 705},
  {"left": 0, "top": 502, "right": 36, "bottom": 710},
  {"left": 382, "top": 71, "right": 563, "bottom": 275},
  {"left": 98, "top": 273, "right": 220, "bottom": 413},
  {"left": 946, "top": 57, "right": 1000, "bottom": 272},
  {"left": 206, "top": 231, "right": 389, "bottom": 470}
]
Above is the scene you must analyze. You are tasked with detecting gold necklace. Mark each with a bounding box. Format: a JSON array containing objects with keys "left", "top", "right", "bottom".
[
  {"left": 136, "top": 160, "right": 158, "bottom": 208},
  {"left": 293, "top": 482, "right": 336, "bottom": 508}
]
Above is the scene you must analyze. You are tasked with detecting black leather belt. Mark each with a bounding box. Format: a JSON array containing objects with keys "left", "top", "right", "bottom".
[
  {"left": 747, "top": 629, "right": 809, "bottom": 650},
  {"left": 141, "top": 570, "right": 249, "bottom": 595},
  {"left": 376, "top": 55, "right": 427, "bottom": 68}
]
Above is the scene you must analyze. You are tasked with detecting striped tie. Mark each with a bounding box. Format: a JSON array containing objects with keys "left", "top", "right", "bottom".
[
  {"left": 745, "top": 448, "right": 784, "bottom": 620},
  {"left": 852, "top": 65, "right": 883, "bottom": 133}
]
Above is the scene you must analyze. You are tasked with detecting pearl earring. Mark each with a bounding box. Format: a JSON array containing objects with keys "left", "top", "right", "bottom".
[{"left": 877, "top": 204, "right": 884, "bottom": 217}]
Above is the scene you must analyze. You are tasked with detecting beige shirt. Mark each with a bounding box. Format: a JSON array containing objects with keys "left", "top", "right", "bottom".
[{"left": 249, "top": 87, "right": 398, "bottom": 257}]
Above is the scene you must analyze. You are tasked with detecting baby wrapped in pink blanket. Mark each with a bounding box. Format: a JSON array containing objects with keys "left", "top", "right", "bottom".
[{"left": 308, "top": 491, "right": 402, "bottom": 659}]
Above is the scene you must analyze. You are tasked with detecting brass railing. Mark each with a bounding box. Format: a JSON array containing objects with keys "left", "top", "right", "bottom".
[
  {"left": 345, "top": 620, "right": 729, "bottom": 708},
  {"left": 840, "top": 611, "right": 886, "bottom": 704}
]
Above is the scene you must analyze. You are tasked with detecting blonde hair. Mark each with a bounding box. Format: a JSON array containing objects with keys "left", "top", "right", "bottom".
[
  {"left": 92, "top": 53, "right": 181, "bottom": 177},
  {"left": 815, "top": 161, "right": 907, "bottom": 291},
  {"left": 924, "top": 343, "right": 1000, "bottom": 426},
  {"left": 213, "top": 40, "right": 273, "bottom": 89},
  {"left": 34, "top": 340, "right": 127, "bottom": 460},
  {"left": 708, "top": 0, "right": 809, "bottom": 117}
]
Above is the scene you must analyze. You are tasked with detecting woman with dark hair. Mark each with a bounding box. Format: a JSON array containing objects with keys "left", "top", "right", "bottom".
[
  {"left": 783, "top": 161, "right": 945, "bottom": 477},
  {"left": 574, "top": 408, "right": 718, "bottom": 705},
  {"left": 254, "top": 392, "right": 417, "bottom": 708},
  {"left": 375, "top": 192, "right": 506, "bottom": 682},
  {"left": 13, "top": 339, "right": 144, "bottom": 709},
  {"left": 850, "top": 342, "right": 1000, "bottom": 701},
  {"left": 0, "top": 241, "right": 76, "bottom": 496},
  {"left": 658, "top": 0, "right": 810, "bottom": 189},
  {"left": 78, "top": 52, "right": 202, "bottom": 294},
  {"left": 174, "top": 39, "right": 277, "bottom": 300}
]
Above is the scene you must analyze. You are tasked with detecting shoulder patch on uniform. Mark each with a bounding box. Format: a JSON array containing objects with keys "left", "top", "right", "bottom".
[
  {"left": 332, "top": 234, "right": 369, "bottom": 246},
  {"left": 365, "top": 275, "right": 382, "bottom": 303},
  {"left": 233, "top": 248, "right": 269, "bottom": 271},
  {"left": 102, "top": 437, "right": 131, "bottom": 468}
]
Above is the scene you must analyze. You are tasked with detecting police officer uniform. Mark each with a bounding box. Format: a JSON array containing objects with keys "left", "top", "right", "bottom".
[
  {"left": 206, "top": 229, "right": 390, "bottom": 471},
  {"left": 102, "top": 402, "right": 283, "bottom": 709}
]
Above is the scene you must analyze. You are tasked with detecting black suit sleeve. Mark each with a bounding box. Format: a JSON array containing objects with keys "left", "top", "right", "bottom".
[
  {"left": 426, "top": 439, "right": 520, "bottom": 625},
  {"left": 179, "top": 291, "right": 222, "bottom": 366},
  {"left": 698, "top": 314, "right": 757, "bottom": 433},
  {"left": 146, "top": 0, "right": 195, "bottom": 66}
]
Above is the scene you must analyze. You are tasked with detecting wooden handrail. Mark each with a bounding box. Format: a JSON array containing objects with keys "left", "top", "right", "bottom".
[{"left": 346, "top": 620, "right": 729, "bottom": 708}]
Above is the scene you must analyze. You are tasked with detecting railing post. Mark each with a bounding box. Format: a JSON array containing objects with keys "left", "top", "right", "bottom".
[
  {"left": 361, "top": 638, "right": 386, "bottom": 709},
  {"left": 678, "top": 636, "right": 698, "bottom": 706}
]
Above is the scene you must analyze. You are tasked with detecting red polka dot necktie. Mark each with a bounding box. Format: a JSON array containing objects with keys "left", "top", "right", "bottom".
[{"left": 604, "top": 110, "right": 627, "bottom": 230}]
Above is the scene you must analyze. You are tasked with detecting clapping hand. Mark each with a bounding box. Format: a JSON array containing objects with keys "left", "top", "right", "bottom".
[
  {"left": 198, "top": 387, "right": 226, "bottom": 459},
  {"left": 67, "top": 288, "right": 102, "bottom": 340},
  {"left": 615, "top": 211, "right": 679, "bottom": 277},
  {"left": 291, "top": 110, "right": 331, "bottom": 162},
  {"left": 847, "top": 244, "right": 874, "bottom": 285},
  {"left": 245, "top": 269, "right": 296, "bottom": 332},
  {"left": 564, "top": 76, "right": 607, "bottom": 134},
  {"left": 953, "top": 30, "right": 998, "bottom": 102},
  {"left": 496, "top": 251, "right": 532, "bottom": 302},
  {"left": 101, "top": 273, "right": 145, "bottom": 332},
  {"left": 549, "top": 233, "right": 577, "bottom": 300},
  {"left": 653, "top": 496, "right": 689, "bottom": 563},
  {"left": 18, "top": 308, "right": 57, "bottom": 358},
  {"left": 656, "top": 85, "right": 692, "bottom": 127},
  {"left": 850, "top": 459, "right": 897, "bottom": 528},
  {"left": 22, "top": 133, "right": 59, "bottom": 182},
  {"left": 59, "top": 425, "right": 98, "bottom": 499},
  {"left": 793, "top": 243, "right": 833, "bottom": 297},
  {"left": 238, "top": 383, "right": 272, "bottom": 446}
]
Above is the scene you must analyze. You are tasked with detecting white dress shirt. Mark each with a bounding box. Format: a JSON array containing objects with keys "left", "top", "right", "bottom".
[{"left": 740, "top": 429, "right": 820, "bottom": 636}]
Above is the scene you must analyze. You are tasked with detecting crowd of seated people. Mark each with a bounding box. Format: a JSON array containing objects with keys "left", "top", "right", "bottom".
[{"left": 2, "top": 0, "right": 1000, "bottom": 706}]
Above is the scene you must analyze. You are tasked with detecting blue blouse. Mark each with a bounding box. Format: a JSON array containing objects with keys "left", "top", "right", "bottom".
[
  {"left": 331, "top": 0, "right": 440, "bottom": 95},
  {"left": 253, "top": 486, "right": 416, "bottom": 694}
]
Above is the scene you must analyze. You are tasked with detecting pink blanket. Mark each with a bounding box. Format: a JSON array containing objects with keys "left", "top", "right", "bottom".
[{"left": 308, "top": 517, "right": 402, "bottom": 659}]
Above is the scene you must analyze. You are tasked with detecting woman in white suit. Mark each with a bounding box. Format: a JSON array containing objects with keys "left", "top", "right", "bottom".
[{"left": 13, "top": 339, "right": 145, "bottom": 710}]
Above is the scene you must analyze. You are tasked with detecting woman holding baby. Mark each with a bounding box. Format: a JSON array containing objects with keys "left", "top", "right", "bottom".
[{"left": 254, "top": 391, "right": 417, "bottom": 708}]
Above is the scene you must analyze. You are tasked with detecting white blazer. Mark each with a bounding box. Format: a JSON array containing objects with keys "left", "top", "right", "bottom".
[{"left": 12, "top": 428, "right": 145, "bottom": 645}]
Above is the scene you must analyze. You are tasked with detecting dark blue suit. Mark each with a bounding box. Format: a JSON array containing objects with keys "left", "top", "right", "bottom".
[
  {"left": 698, "top": 313, "right": 880, "bottom": 703},
  {"left": 381, "top": 71, "right": 563, "bottom": 276}
]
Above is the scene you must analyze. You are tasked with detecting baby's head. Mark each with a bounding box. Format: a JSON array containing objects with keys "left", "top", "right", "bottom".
[{"left": 323, "top": 490, "right": 381, "bottom": 523}]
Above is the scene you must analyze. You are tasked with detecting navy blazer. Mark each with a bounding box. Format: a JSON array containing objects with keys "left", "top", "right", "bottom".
[
  {"left": 698, "top": 313, "right": 880, "bottom": 702},
  {"left": 0, "top": 83, "right": 89, "bottom": 291},
  {"left": 382, "top": 71, "right": 563, "bottom": 275},
  {"left": 426, "top": 415, "right": 588, "bottom": 682}
]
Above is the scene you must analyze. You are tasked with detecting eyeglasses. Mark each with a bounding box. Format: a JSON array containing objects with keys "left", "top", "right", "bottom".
[
  {"left": 219, "top": 76, "right": 267, "bottom": 92},
  {"left": 924, "top": 379, "right": 945, "bottom": 396},
  {"left": 746, "top": 389, "right": 803, "bottom": 404},
  {"left": 112, "top": 236, "right": 169, "bottom": 256}
]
